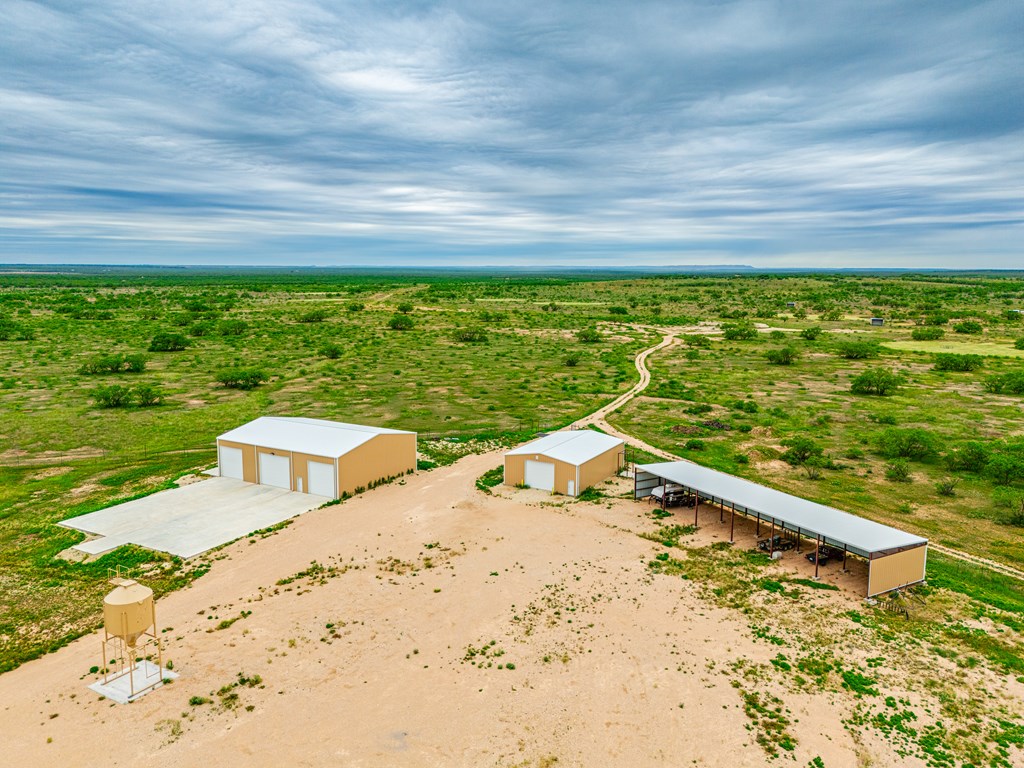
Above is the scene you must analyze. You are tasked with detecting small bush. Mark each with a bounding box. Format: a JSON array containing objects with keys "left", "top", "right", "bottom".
[
  {"left": 945, "top": 442, "right": 990, "bottom": 473},
  {"left": 684, "top": 439, "right": 705, "bottom": 451},
  {"left": 1015, "top": 338, "right": 1024, "bottom": 350},
  {"left": 836, "top": 340, "right": 880, "bottom": 359},
  {"left": 388, "top": 314, "right": 414, "bottom": 331},
  {"left": 218, "top": 319, "right": 248, "bottom": 336},
  {"left": 780, "top": 437, "right": 823, "bottom": 466},
  {"left": 983, "top": 371, "right": 1024, "bottom": 395},
  {"left": 987, "top": 454, "right": 1024, "bottom": 486},
  {"left": 93, "top": 385, "right": 134, "bottom": 408},
  {"left": 134, "top": 384, "right": 162, "bottom": 407},
  {"left": 346, "top": 301, "right": 365, "bottom": 312},
  {"left": 722, "top": 321, "right": 758, "bottom": 341},
  {"left": 935, "top": 477, "right": 959, "bottom": 497},
  {"left": 731, "top": 399, "right": 758, "bottom": 414},
  {"left": 933, "top": 353, "right": 983, "bottom": 372},
  {"left": 799, "top": 327, "right": 823, "bottom": 341},
  {"left": 452, "top": 328, "right": 488, "bottom": 343},
  {"left": 684, "top": 334, "right": 712, "bottom": 348},
  {"left": 608, "top": 306, "right": 628, "bottom": 315},
  {"left": 79, "top": 353, "right": 147, "bottom": 375},
  {"left": 149, "top": 332, "right": 190, "bottom": 352},
  {"left": 876, "top": 428, "right": 938, "bottom": 461},
  {"left": 850, "top": 368, "right": 901, "bottom": 395},
  {"left": 885, "top": 460, "right": 911, "bottom": 482},
  {"left": 216, "top": 368, "right": 268, "bottom": 390},
  {"left": 298, "top": 309, "right": 328, "bottom": 323},
  {"left": 953, "top": 320, "right": 983, "bottom": 335},
  {"left": 320, "top": 343, "right": 342, "bottom": 359},
  {"left": 564, "top": 353, "right": 581, "bottom": 367},
  {"left": 911, "top": 327, "right": 944, "bottom": 341},
  {"left": 766, "top": 347, "right": 799, "bottom": 365},
  {"left": 769, "top": 330, "right": 786, "bottom": 341},
  {"left": 396, "top": 302, "right": 414, "bottom": 314},
  {"left": 577, "top": 328, "right": 601, "bottom": 343}
]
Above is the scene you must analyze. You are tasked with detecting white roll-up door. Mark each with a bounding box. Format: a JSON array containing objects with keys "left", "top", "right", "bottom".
[
  {"left": 307, "top": 460, "right": 336, "bottom": 498},
  {"left": 219, "top": 446, "right": 244, "bottom": 480},
  {"left": 258, "top": 452, "right": 291, "bottom": 490},
  {"left": 524, "top": 459, "right": 555, "bottom": 491}
]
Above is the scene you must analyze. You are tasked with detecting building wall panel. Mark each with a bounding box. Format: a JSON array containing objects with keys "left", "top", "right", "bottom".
[
  {"left": 578, "top": 443, "right": 625, "bottom": 492},
  {"left": 503, "top": 454, "right": 577, "bottom": 494},
  {"left": 868, "top": 545, "right": 927, "bottom": 596},
  {"left": 289, "top": 451, "right": 337, "bottom": 498},
  {"left": 338, "top": 433, "right": 416, "bottom": 496}
]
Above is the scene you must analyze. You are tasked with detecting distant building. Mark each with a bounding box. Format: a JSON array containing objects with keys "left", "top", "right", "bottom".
[
  {"left": 786, "top": 302, "right": 797, "bottom": 308},
  {"left": 870, "top": 318, "right": 885, "bottom": 326}
]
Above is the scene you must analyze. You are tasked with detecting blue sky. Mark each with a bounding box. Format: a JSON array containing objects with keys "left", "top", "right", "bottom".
[{"left": 1, "top": 1, "right": 1021, "bottom": 267}]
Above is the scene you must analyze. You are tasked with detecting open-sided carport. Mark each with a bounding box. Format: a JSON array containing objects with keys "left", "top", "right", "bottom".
[{"left": 635, "top": 461, "right": 928, "bottom": 597}]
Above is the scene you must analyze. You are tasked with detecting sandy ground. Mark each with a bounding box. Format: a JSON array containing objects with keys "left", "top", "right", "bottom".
[{"left": 0, "top": 450, "right": 909, "bottom": 768}]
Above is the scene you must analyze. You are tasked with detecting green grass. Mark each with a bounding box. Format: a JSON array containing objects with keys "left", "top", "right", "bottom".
[{"left": 882, "top": 340, "right": 1024, "bottom": 358}]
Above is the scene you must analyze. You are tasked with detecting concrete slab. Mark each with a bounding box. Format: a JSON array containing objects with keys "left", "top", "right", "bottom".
[
  {"left": 60, "top": 476, "right": 328, "bottom": 558},
  {"left": 88, "top": 661, "right": 178, "bottom": 704}
]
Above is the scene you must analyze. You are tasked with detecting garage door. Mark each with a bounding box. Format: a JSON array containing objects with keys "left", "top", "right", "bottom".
[
  {"left": 524, "top": 459, "right": 555, "bottom": 491},
  {"left": 219, "top": 446, "right": 244, "bottom": 480},
  {"left": 307, "top": 460, "right": 336, "bottom": 498},
  {"left": 258, "top": 452, "right": 291, "bottom": 490}
]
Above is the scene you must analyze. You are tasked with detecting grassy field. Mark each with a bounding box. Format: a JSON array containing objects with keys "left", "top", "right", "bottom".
[{"left": 2, "top": 268, "right": 1024, "bottom": 675}]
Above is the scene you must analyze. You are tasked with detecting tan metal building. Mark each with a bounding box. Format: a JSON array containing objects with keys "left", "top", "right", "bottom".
[
  {"left": 634, "top": 461, "right": 927, "bottom": 597},
  {"left": 504, "top": 430, "right": 625, "bottom": 497},
  {"left": 216, "top": 417, "right": 416, "bottom": 499}
]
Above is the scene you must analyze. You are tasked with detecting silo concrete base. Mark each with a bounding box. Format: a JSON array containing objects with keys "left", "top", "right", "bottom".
[{"left": 88, "top": 662, "right": 178, "bottom": 704}]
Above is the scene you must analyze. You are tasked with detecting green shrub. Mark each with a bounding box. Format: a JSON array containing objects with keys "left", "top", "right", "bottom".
[
  {"left": 79, "top": 353, "right": 147, "bottom": 375},
  {"left": 780, "top": 437, "right": 823, "bottom": 466},
  {"left": 684, "top": 334, "right": 712, "bottom": 348},
  {"left": 983, "top": 371, "right": 1024, "bottom": 395},
  {"left": 577, "top": 328, "right": 601, "bottom": 343},
  {"left": 987, "top": 454, "right": 1024, "bottom": 486},
  {"left": 1015, "top": 337, "right": 1024, "bottom": 350},
  {"left": 608, "top": 306, "right": 628, "bottom": 315},
  {"left": 133, "top": 384, "right": 162, "bottom": 407},
  {"left": 320, "top": 343, "right": 342, "bottom": 359},
  {"left": 731, "top": 399, "right": 759, "bottom": 414},
  {"left": 93, "top": 385, "right": 134, "bottom": 408},
  {"left": 911, "top": 327, "right": 945, "bottom": 341},
  {"left": 769, "top": 330, "right": 786, "bottom": 341},
  {"left": 388, "top": 314, "right": 414, "bottom": 331},
  {"left": 935, "top": 477, "right": 959, "bottom": 497},
  {"left": 684, "top": 439, "right": 705, "bottom": 451},
  {"left": 148, "top": 332, "right": 190, "bottom": 352},
  {"left": 722, "top": 321, "right": 758, "bottom": 341},
  {"left": 799, "top": 327, "right": 823, "bottom": 340},
  {"left": 885, "top": 460, "right": 911, "bottom": 482},
  {"left": 564, "top": 353, "right": 581, "bottom": 367},
  {"left": 836, "top": 340, "right": 880, "bottom": 359},
  {"left": 299, "top": 309, "right": 328, "bottom": 323},
  {"left": 346, "top": 301, "right": 364, "bottom": 312},
  {"left": 933, "top": 353, "right": 983, "bottom": 372},
  {"left": 216, "top": 368, "right": 268, "bottom": 390},
  {"left": 945, "top": 442, "right": 990, "bottom": 473},
  {"left": 766, "top": 347, "right": 799, "bottom": 365},
  {"left": 953, "top": 320, "right": 983, "bottom": 335},
  {"left": 876, "top": 428, "right": 938, "bottom": 461},
  {"left": 452, "top": 328, "right": 488, "bottom": 343},
  {"left": 850, "top": 368, "right": 901, "bottom": 395},
  {"left": 396, "top": 302, "right": 414, "bottom": 314},
  {"left": 218, "top": 319, "right": 248, "bottom": 336}
]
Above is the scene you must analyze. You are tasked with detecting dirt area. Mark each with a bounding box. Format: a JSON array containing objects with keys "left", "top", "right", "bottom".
[{"left": 0, "top": 451, "right": 951, "bottom": 768}]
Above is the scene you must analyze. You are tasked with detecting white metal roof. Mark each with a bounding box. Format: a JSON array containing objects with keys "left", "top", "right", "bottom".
[
  {"left": 636, "top": 461, "right": 926, "bottom": 557},
  {"left": 217, "top": 416, "right": 413, "bottom": 459},
  {"left": 507, "top": 430, "right": 624, "bottom": 466}
]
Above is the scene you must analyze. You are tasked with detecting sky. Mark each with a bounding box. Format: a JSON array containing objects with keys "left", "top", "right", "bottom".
[{"left": 1, "top": 0, "right": 1022, "bottom": 268}]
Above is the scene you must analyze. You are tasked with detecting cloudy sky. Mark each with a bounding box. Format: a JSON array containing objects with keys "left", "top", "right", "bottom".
[{"left": 2, "top": 1, "right": 1021, "bottom": 267}]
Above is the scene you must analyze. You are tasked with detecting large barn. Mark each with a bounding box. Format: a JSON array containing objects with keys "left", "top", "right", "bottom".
[
  {"left": 504, "top": 430, "right": 625, "bottom": 496},
  {"left": 216, "top": 417, "right": 416, "bottom": 499}
]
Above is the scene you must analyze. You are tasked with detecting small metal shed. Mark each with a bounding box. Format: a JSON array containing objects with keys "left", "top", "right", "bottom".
[{"left": 505, "top": 430, "right": 625, "bottom": 496}]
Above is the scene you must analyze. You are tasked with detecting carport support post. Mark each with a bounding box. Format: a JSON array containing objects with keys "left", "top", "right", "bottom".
[
  {"left": 693, "top": 488, "right": 699, "bottom": 528},
  {"left": 797, "top": 527, "right": 802, "bottom": 553},
  {"left": 756, "top": 514, "right": 760, "bottom": 536},
  {"left": 729, "top": 503, "right": 735, "bottom": 542},
  {"left": 843, "top": 544, "right": 848, "bottom": 572},
  {"left": 815, "top": 535, "right": 821, "bottom": 579},
  {"left": 769, "top": 519, "right": 775, "bottom": 557}
]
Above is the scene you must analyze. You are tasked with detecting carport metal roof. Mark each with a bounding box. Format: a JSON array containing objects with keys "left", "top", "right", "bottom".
[
  {"left": 635, "top": 461, "right": 926, "bottom": 559},
  {"left": 218, "top": 417, "right": 413, "bottom": 459},
  {"left": 507, "top": 430, "right": 624, "bottom": 466}
]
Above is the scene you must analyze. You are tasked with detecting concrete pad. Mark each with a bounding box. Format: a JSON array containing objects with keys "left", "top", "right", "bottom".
[
  {"left": 60, "top": 477, "right": 328, "bottom": 558},
  {"left": 88, "top": 662, "right": 178, "bottom": 704}
]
